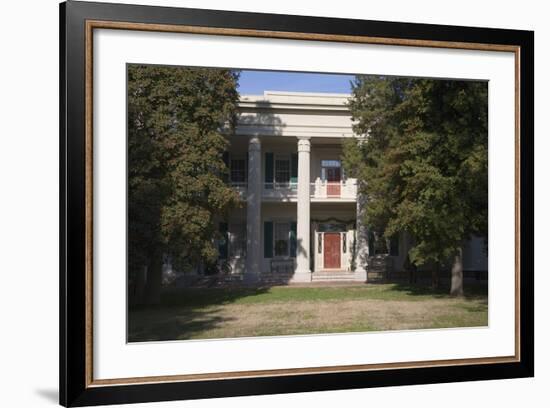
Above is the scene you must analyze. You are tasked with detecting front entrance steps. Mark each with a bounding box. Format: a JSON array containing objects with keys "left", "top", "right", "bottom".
[
  {"left": 177, "top": 270, "right": 369, "bottom": 287},
  {"left": 311, "top": 270, "right": 366, "bottom": 282},
  {"left": 257, "top": 270, "right": 367, "bottom": 284}
]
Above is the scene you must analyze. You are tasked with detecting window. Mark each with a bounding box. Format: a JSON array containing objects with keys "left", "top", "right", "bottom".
[
  {"left": 218, "top": 222, "right": 228, "bottom": 259},
  {"left": 274, "top": 222, "right": 290, "bottom": 257},
  {"left": 321, "top": 159, "right": 341, "bottom": 168},
  {"left": 373, "top": 235, "right": 388, "bottom": 255},
  {"left": 275, "top": 156, "right": 290, "bottom": 184},
  {"left": 369, "top": 231, "right": 399, "bottom": 256},
  {"left": 230, "top": 158, "right": 246, "bottom": 183},
  {"left": 229, "top": 223, "right": 247, "bottom": 257},
  {"left": 321, "top": 159, "right": 342, "bottom": 183}
]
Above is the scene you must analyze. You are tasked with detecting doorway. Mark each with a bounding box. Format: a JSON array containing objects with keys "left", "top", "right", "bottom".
[
  {"left": 321, "top": 160, "right": 342, "bottom": 197},
  {"left": 323, "top": 233, "right": 341, "bottom": 269}
]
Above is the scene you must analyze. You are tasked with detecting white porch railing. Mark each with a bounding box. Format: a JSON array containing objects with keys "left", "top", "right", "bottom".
[
  {"left": 310, "top": 179, "right": 357, "bottom": 199},
  {"left": 262, "top": 182, "right": 298, "bottom": 200},
  {"left": 260, "top": 179, "right": 357, "bottom": 200},
  {"left": 229, "top": 182, "right": 247, "bottom": 199}
]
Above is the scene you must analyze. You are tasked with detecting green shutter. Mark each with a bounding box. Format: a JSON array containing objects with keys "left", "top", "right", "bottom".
[
  {"left": 264, "top": 221, "right": 273, "bottom": 258},
  {"left": 218, "top": 222, "right": 228, "bottom": 259},
  {"left": 290, "top": 222, "right": 297, "bottom": 258},
  {"left": 265, "top": 152, "right": 274, "bottom": 187},
  {"left": 290, "top": 153, "right": 298, "bottom": 184},
  {"left": 390, "top": 235, "right": 399, "bottom": 256},
  {"left": 222, "top": 152, "right": 230, "bottom": 182},
  {"left": 368, "top": 230, "right": 375, "bottom": 256},
  {"left": 245, "top": 152, "right": 249, "bottom": 182}
]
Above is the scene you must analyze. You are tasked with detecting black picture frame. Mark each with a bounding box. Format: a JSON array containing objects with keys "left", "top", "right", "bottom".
[{"left": 60, "top": 1, "right": 534, "bottom": 406}]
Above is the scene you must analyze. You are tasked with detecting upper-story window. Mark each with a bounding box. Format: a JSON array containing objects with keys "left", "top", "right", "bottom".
[
  {"left": 230, "top": 157, "right": 246, "bottom": 183},
  {"left": 321, "top": 159, "right": 342, "bottom": 182},
  {"left": 321, "top": 159, "right": 341, "bottom": 168},
  {"left": 275, "top": 156, "right": 290, "bottom": 184}
]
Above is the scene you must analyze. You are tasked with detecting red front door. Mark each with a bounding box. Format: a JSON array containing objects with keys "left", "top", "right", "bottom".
[
  {"left": 326, "top": 168, "right": 341, "bottom": 197},
  {"left": 324, "top": 233, "right": 341, "bottom": 269}
]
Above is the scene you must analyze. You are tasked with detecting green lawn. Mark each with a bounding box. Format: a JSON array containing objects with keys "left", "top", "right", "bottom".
[{"left": 128, "top": 283, "right": 488, "bottom": 342}]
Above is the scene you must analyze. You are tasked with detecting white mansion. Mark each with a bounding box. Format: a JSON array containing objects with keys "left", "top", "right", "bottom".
[{"left": 216, "top": 91, "right": 487, "bottom": 283}]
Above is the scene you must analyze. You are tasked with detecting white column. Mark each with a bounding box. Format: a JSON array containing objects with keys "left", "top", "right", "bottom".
[
  {"left": 294, "top": 137, "right": 311, "bottom": 282},
  {"left": 245, "top": 136, "right": 261, "bottom": 282},
  {"left": 355, "top": 192, "right": 368, "bottom": 281}
]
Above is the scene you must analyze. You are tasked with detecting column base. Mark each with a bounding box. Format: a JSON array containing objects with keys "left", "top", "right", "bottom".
[
  {"left": 355, "top": 265, "right": 367, "bottom": 273},
  {"left": 291, "top": 270, "right": 312, "bottom": 283},
  {"left": 243, "top": 272, "right": 260, "bottom": 284},
  {"left": 353, "top": 269, "right": 367, "bottom": 282}
]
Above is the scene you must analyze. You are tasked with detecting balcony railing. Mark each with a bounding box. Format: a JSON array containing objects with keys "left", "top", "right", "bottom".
[
  {"left": 229, "top": 182, "right": 247, "bottom": 199},
  {"left": 230, "top": 180, "right": 357, "bottom": 200},
  {"left": 260, "top": 179, "right": 357, "bottom": 200},
  {"left": 310, "top": 179, "right": 357, "bottom": 200},
  {"left": 262, "top": 182, "right": 298, "bottom": 200}
]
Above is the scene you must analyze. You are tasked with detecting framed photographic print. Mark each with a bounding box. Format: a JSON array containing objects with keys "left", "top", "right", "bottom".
[{"left": 59, "top": 0, "right": 534, "bottom": 406}]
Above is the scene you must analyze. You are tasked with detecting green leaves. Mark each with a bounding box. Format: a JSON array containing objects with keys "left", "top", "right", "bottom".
[
  {"left": 344, "top": 76, "right": 488, "bottom": 267},
  {"left": 128, "top": 65, "right": 241, "bottom": 273}
]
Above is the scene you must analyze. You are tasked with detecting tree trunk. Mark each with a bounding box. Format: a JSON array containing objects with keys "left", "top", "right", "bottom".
[
  {"left": 131, "top": 265, "right": 147, "bottom": 306},
  {"left": 450, "top": 248, "right": 464, "bottom": 297},
  {"left": 431, "top": 263, "right": 440, "bottom": 289},
  {"left": 143, "top": 249, "right": 163, "bottom": 305},
  {"left": 409, "top": 263, "right": 417, "bottom": 285}
]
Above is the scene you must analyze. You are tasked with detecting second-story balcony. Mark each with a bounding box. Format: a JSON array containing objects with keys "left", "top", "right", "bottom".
[
  {"left": 258, "top": 179, "right": 357, "bottom": 202},
  {"left": 310, "top": 179, "right": 358, "bottom": 201}
]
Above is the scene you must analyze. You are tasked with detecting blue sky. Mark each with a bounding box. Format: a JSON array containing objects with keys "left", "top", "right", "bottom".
[{"left": 237, "top": 70, "right": 355, "bottom": 95}]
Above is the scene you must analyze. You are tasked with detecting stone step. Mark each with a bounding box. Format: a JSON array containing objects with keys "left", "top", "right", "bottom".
[
  {"left": 261, "top": 274, "right": 293, "bottom": 279},
  {"left": 312, "top": 272, "right": 355, "bottom": 277},
  {"left": 260, "top": 273, "right": 294, "bottom": 284},
  {"left": 313, "top": 271, "right": 355, "bottom": 276},
  {"left": 312, "top": 273, "right": 361, "bottom": 281}
]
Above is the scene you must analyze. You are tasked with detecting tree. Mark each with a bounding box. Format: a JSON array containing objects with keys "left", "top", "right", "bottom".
[
  {"left": 127, "top": 65, "right": 241, "bottom": 305},
  {"left": 343, "top": 76, "right": 488, "bottom": 295}
]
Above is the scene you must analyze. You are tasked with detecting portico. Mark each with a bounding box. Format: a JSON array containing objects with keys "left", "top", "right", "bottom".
[{"left": 217, "top": 91, "right": 368, "bottom": 283}]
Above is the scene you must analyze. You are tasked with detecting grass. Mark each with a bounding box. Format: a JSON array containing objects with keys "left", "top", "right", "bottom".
[{"left": 128, "top": 283, "right": 488, "bottom": 342}]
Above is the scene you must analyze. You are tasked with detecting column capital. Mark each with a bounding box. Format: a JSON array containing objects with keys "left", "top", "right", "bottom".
[
  {"left": 297, "top": 137, "right": 311, "bottom": 153},
  {"left": 248, "top": 136, "right": 261, "bottom": 152}
]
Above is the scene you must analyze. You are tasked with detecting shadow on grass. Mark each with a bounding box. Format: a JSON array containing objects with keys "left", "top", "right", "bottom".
[
  {"left": 385, "top": 280, "right": 488, "bottom": 301},
  {"left": 128, "top": 286, "right": 271, "bottom": 342},
  {"left": 128, "top": 281, "right": 489, "bottom": 342}
]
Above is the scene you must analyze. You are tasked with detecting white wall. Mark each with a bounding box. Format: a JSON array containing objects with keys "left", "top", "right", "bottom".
[{"left": 0, "top": 1, "right": 546, "bottom": 408}]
